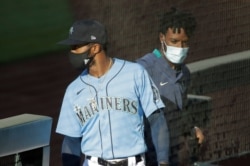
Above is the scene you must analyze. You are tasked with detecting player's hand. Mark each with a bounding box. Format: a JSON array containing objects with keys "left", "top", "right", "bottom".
[{"left": 194, "top": 126, "right": 205, "bottom": 144}]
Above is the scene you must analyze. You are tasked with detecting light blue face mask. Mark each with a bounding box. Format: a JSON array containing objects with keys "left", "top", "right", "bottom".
[{"left": 162, "top": 41, "right": 189, "bottom": 64}]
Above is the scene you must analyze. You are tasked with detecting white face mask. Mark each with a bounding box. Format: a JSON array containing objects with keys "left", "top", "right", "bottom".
[{"left": 162, "top": 41, "right": 189, "bottom": 64}]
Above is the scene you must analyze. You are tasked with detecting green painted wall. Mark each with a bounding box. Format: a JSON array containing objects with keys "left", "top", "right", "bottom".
[{"left": 0, "top": 0, "right": 73, "bottom": 63}]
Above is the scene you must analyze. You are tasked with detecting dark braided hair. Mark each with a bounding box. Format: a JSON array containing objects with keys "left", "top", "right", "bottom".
[{"left": 158, "top": 7, "right": 197, "bottom": 38}]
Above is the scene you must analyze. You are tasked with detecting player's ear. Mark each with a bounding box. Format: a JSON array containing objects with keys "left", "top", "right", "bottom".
[
  {"left": 90, "top": 43, "right": 102, "bottom": 54},
  {"left": 159, "top": 33, "right": 165, "bottom": 43}
]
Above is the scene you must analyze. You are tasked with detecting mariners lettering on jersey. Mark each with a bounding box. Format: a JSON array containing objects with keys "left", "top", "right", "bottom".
[{"left": 74, "top": 96, "right": 138, "bottom": 125}]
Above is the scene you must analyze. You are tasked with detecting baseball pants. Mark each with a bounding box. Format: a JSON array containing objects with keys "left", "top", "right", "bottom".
[{"left": 83, "top": 154, "right": 145, "bottom": 166}]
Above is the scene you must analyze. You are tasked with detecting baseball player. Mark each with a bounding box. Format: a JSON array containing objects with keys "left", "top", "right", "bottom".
[
  {"left": 56, "top": 19, "right": 169, "bottom": 166},
  {"left": 136, "top": 8, "right": 204, "bottom": 166}
]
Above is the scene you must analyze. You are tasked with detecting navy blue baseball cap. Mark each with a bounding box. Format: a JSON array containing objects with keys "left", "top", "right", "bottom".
[{"left": 58, "top": 19, "right": 107, "bottom": 45}]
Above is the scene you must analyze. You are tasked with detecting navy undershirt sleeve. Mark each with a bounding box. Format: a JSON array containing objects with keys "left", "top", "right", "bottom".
[{"left": 147, "top": 109, "right": 170, "bottom": 163}]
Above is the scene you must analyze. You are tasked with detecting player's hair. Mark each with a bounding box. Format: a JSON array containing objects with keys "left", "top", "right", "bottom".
[
  {"left": 102, "top": 43, "right": 108, "bottom": 52},
  {"left": 158, "top": 7, "right": 197, "bottom": 37}
]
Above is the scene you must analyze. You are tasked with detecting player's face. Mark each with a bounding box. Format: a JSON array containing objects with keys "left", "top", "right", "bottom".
[
  {"left": 71, "top": 44, "right": 92, "bottom": 54},
  {"left": 161, "top": 28, "right": 189, "bottom": 48}
]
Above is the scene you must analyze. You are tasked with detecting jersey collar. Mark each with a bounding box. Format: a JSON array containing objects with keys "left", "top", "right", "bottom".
[{"left": 152, "top": 49, "right": 162, "bottom": 58}]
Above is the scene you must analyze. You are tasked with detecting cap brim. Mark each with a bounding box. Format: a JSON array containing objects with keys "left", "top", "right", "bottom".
[{"left": 57, "top": 38, "right": 88, "bottom": 45}]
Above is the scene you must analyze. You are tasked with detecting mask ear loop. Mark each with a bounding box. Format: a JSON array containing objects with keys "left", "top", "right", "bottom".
[{"left": 161, "top": 40, "right": 167, "bottom": 54}]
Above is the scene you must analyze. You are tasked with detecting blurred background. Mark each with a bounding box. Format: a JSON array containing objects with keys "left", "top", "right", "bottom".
[{"left": 0, "top": 0, "right": 250, "bottom": 165}]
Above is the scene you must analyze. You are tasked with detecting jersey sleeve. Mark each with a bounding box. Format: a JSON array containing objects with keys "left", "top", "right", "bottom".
[
  {"left": 136, "top": 66, "right": 165, "bottom": 118},
  {"left": 56, "top": 87, "right": 82, "bottom": 138}
]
